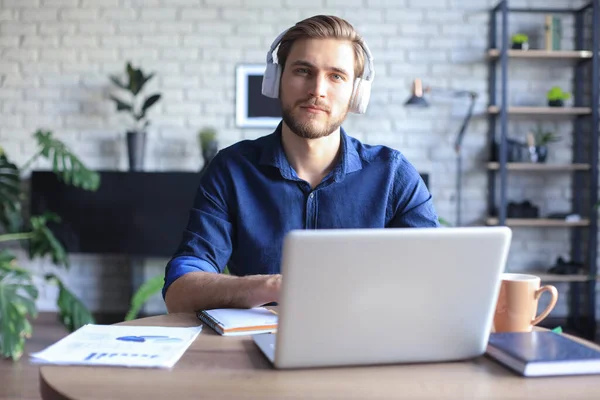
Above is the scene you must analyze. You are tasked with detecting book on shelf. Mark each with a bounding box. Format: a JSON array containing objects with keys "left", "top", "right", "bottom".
[
  {"left": 545, "top": 14, "right": 562, "bottom": 51},
  {"left": 486, "top": 331, "right": 600, "bottom": 377},
  {"left": 197, "top": 307, "right": 278, "bottom": 336}
]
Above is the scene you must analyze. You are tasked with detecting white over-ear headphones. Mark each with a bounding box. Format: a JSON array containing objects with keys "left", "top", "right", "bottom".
[{"left": 261, "top": 28, "right": 375, "bottom": 114}]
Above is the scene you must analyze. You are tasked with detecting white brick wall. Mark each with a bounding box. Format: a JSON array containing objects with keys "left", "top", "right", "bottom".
[{"left": 2, "top": 0, "right": 598, "bottom": 318}]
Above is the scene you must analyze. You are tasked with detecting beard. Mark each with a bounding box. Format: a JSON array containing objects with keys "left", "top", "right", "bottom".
[{"left": 281, "top": 98, "right": 348, "bottom": 140}]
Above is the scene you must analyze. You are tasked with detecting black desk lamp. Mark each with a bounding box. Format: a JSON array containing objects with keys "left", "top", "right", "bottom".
[{"left": 404, "top": 78, "right": 478, "bottom": 226}]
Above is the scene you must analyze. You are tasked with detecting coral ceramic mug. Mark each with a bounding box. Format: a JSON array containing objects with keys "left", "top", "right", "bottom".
[{"left": 493, "top": 273, "right": 558, "bottom": 332}]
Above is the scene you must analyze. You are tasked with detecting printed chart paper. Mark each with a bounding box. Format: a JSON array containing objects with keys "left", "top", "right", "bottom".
[{"left": 30, "top": 324, "right": 202, "bottom": 368}]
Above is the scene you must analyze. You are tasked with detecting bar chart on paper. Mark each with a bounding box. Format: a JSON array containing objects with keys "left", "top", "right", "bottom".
[{"left": 29, "top": 324, "right": 202, "bottom": 368}]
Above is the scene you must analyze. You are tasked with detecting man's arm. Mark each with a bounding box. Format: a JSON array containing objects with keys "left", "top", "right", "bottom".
[
  {"left": 163, "top": 150, "right": 281, "bottom": 313},
  {"left": 390, "top": 198, "right": 439, "bottom": 227},
  {"left": 164, "top": 272, "right": 281, "bottom": 313},
  {"left": 388, "top": 155, "right": 440, "bottom": 228}
]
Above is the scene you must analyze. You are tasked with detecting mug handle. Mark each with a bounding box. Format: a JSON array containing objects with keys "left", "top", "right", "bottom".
[{"left": 531, "top": 285, "right": 558, "bottom": 326}]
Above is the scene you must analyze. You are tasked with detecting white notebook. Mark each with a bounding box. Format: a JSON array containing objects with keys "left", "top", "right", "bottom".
[{"left": 196, "top": 307, "right": 278, "bottom": 336}]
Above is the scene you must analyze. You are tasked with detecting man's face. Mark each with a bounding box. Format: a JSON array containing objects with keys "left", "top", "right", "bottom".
[{"left": 279, "top": 38, "right": 356, "bottom": 139}]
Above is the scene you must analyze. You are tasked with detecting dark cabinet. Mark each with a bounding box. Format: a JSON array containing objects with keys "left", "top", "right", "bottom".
[{"left": 30, "top": 171, "right": 202, "bottom": 258}]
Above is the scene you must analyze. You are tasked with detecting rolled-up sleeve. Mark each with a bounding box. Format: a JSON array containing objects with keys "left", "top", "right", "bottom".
[{"left": 162, "top": 152, "right": 235, "bottom": 299}]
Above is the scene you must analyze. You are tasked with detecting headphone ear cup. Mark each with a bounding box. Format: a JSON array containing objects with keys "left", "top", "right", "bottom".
[
  {"left": 349, "top": 78, "right": 372, "bottom": 114},
  {"left": 262, "top": 63, "right": 282, "bottom": 98}
]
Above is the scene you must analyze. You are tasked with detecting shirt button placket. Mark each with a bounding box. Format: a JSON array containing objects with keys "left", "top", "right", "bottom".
[{"left": 305, "top": 191, "right": 316, "bottom": 229}]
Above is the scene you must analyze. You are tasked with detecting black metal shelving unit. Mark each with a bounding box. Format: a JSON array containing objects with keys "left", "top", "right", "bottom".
[{"left": 487, "top": 0, "right": 599, "bottom": 340}]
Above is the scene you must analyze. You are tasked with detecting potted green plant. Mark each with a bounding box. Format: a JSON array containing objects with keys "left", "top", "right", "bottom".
[
  {"left": 546, "top": 86, "right": 571, "bottom": 107},
  {"left": 0, "top": 129, "right": 100, "bottom": 361},
  {"left": 109, "top": 62, "right": 161, "bottom": 171},
  {"left": 531, "top": 124, "right": 561, "bottom": 163},
  {"left": 198, "top": 127, "right": 219, "bottom": 174},
  {"left": 511, "top": 33, "right": 529, "bottom": 50}
]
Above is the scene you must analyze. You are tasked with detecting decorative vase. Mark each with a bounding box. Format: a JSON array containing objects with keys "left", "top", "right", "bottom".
[
  {"left": 126, "top": 131, "right": 146, "bottom": 171},
  {"left": 548, "top": 99, "right": 564, "bottom": 107},
  {"left": 536, "top": 145, "right": 548, "bottom": 163}
]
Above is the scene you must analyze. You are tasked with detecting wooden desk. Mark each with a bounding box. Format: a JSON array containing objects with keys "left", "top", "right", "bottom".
[{"left": 40, "top": 313, "right": 600, "bottom": 400}]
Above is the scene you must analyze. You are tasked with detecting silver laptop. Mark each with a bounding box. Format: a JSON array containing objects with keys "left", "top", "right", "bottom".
[{"left": 253, "top": 226, "right": 512, "bottom": 369}]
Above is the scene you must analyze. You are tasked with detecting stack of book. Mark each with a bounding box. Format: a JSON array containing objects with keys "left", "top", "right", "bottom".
[{"left": 486, "top": 331, "right": 600, "bottom": 377}]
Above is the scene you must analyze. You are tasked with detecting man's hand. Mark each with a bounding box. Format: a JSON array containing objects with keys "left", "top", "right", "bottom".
[
  {"left": 255, "top": 273, "right": 282, "bottom": 305},
  {"left": 165, "top": 272, "right": 282, "bottom": 313}
]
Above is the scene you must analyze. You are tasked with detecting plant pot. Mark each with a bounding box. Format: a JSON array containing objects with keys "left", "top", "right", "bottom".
[
  {"left": 536, "top": 145, "right": 548, "bottom": 163},
  {"left": 126, "top": 131, "right": 146, "bottom": 171},
  {"left": 548, "top": 99, "right": 564, "bottom": 107},
  {"left": 511, "top": 42, "right": 529, "bottom": 50},
  {"left": 200, "top": 140, "right": 219, "bottom": 173}
]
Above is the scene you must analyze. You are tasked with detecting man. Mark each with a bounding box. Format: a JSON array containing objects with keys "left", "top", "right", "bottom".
[{"left": 163, "top": 15, "right": 439, "bottom": 313}]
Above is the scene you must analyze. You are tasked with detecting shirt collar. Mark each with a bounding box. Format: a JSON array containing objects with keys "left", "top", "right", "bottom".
[
  {"left": 258, "top": 122, "right": 363, "bottom": 181},
  {"left": 337, "top": 126, "right": 363, "bottom": 179},
  {"left": 258, "top": 122, "right": 296, "bottom": 180}
]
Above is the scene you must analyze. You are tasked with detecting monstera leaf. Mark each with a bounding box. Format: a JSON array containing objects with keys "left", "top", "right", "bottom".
[
  {"left": 125, "top": 274, "right": 164, "bottom": 321},
  {"left": 0, "top": 149, "right": 23, "bottom": 233},
  {"left": 45, "top": 274, "right": 94, "bottom": 332},
  {"left": 0, "top": 250, "right": 38, "bottom": 360},
  {"left": 34, "top": 130, "right": 100, "bottom": 191},
  {"left": 28, "top": 213, "right": 68, "bottom": 268},
  {"left": 0, "top": 131, "right": 101, "bottom": 359}
]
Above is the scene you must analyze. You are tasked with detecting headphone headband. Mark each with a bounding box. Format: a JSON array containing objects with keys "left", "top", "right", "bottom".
[
  {"left": 261, "top": 27, "right": 375, "bottom": 114},
  {"left": 265, "top": 28, "right": 289, "bottom": 65},
  {"left": 358, "top": 40, "right": 374, "bottom": 82}
]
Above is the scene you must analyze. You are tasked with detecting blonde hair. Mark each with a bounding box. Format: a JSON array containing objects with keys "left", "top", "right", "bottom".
[{"left": 276, "top": 15, "right": 366, "bottom": 79}]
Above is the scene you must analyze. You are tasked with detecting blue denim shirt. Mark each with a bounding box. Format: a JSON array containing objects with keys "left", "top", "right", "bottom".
[{"left": 162, "top": 123, "right": 439, "bottom": 298}]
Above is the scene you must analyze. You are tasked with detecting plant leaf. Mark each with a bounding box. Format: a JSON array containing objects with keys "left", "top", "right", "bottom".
[
  {"left": 141, "top": 72, "right": 154, "bottom": 90},
  {"left": 438, "top": 217, "right": 452, "bottom": 227},
  {"left": 34, "top": 129, "right": 100, "bottom": 191},
  {"left": 131, "top": 69, "right": 144, "bottom": 95},
  {"left": 0, "top": 250, "right": 38, "bottom": 361},
  {"left": 28, "top": 213, "right": 69, "bottom": 268},
  {"left": 109, "top": 95, "right": 133, "bottom": 112},
  {"left": 135, "top": 94, "right": 161, "bottom": 122},
  {"left": 125, "top": 62, "right": 143, "bottom": 95},
  {"left": 0, "top": 152, "right": 23, "bottom": 233},
  {"left": 124, "top": 275, "right": 164, "bottom": 321},
  {"left": 198, "top": 127, "right": 218, "bottom": 149},
  {"left": 45, "top": 274, "right": 94, "bottom": 332},
  {"left": 136, "top": 72, "right": 154, "bottom": 95},
  {"left": 0, "top": 201, "right": 22, "bottom": 234},
  {"left": 141, "top": 94, "right": 161, "bottom": 113},
  {"left": 126, "top": 61, "right": 135, "bottom": 93},
  {"left": 109, "top": 75, "right": 128, "bottom": 90}
]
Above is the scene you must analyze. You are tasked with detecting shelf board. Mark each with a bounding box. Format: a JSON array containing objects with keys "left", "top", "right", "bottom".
[
  {"left": 486, "top": 218, "right": 590, "bottom": 227},
  {"left": 487, "top": 162, "right": 591, "bottom": 171},
  {"left": 488, "top": 106, "right": 592, "bottom": 115},
  {"left": 487, "top": 49, "right": 593, "bottom": 59},
  {"left": 508, "top": 272, "right": 595, "bottom": 283}
]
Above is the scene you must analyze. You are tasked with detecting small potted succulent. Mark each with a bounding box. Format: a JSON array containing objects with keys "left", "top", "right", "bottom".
[
  {"left": 546, "top": 86, "right": 571, "bottom": 107},
  {"left": 532, "top": 124, "right": 561, "bottom": 163},
  {"left": 511, "top": 33, "right": 529, "bottom": 50},
  {"left": 198, "top": 127, "right": 218, "bottom": 173}
]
